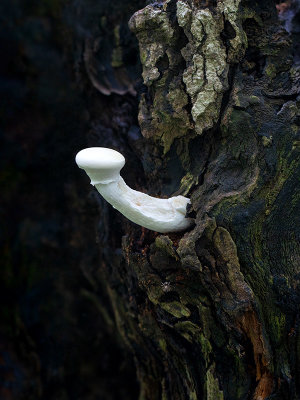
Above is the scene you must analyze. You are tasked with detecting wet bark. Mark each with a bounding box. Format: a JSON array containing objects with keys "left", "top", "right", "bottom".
[
  {"left": 94, "top": 1, "right": 300, "bottom": 399},
  {"left": 1, "top": 0, "right": 300, "bottom": 399}
]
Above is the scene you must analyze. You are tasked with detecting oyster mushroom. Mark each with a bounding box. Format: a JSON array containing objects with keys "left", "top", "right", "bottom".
[{"left": 75, "top": 147, "right": 193, "bottom": 233}]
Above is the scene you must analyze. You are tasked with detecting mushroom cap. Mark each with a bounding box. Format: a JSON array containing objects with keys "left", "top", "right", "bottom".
[
  {"left": 75, "top": 147, "right": 125, "bottom": 185},
  {"left": 76, "top": 147, "right": 125, "bottom": 170}
]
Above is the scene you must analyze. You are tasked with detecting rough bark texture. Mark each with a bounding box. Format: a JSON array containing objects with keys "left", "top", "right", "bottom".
[
  {"left": 98, "top": 0, "right": 300, "bottom": 399},
  {"left": 1, "top": 0, "right": 300, "bottom": 399}
]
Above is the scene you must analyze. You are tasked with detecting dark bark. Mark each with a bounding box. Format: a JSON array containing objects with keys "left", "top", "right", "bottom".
[
  {"left": 1, "top": 0, "right": 300, "bottom": 399},
  {"left": 95, "top": 1, "right": 300, "bottom": 399}
]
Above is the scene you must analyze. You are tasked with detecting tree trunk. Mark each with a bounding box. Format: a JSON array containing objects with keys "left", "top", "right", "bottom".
[
  {"left": 94, "top": 0, "right": 300, "bottom": 399},
  {"left": 1, "top": 0, "right": 300, "bottom": 399}
]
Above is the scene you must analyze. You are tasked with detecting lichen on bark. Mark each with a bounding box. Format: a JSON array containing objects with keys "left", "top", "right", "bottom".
[
  {"left": 129, "top": 0, "right": 247, "bottom": 153},
  {"left": 97, "top": 1, "right": 300, "bottom": 399},
  {"left": 129, "top": 0, "right": 192, "bottom": 153},
  {"left": 73, "top": 0, "right": 300, "bottom": 399}
]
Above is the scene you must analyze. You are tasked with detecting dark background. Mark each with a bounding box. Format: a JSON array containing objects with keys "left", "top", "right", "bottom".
[{"left": 0, "top": 0, "right": 145, "bottom": 398}]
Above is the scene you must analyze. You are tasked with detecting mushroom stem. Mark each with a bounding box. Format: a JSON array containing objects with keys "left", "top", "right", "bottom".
[{"left": 75, "top": 147, "right": 193, "bottom": 233}]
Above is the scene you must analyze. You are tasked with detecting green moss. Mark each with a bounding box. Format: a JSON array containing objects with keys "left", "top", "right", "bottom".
[
  {"left": 146, "top": 283, "right": 164, "bottom": 305},
  {"left": 206, "top": 367, "right": 224, "bottom": 400},
  {"left": 174, "top": 321, "right": 202, "bottom": 343},
  {"left": 179, "top": 172, "right": 198, "bottom": 196},
  {"left": 160, "top": 301, "right": 191, "bottom": 318},
  {"left": 111, "top": 25, "right": 123, "bottom": 68},
  {"left": 265, "top": 63, "right": 277, "bottom": 79},
  {"left": 262, "top": 135, "right": 273, "bottom": 147},
  {"left": 248, "top": 95, "right": 261, "bottom": 105},
  {"left": 154, "top": 235, "right": 178, "bottom": 260},
  {"left": 264, "top": 151, "right": 297, "bottom": 212},
  {"left": 158, "top": 338, "right": 167, "bottom": 353},
  {"left": 199, "top": 333, "right": 213, "bottom": 363},
  {"left": 139, "top": 49, "right": 147, "bottom": 65},
  {"left": 270, "top": 312, "right": 286, "bottom": 344}
]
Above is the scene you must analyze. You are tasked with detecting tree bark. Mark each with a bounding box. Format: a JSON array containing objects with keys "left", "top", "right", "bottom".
[{"left": 93, "top": 0, "right": 300, "bottom": 399}]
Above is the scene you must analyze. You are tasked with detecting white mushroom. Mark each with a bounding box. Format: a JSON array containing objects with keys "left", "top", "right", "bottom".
[{"left": 75, "top": 147, "right": 193, "bottom": 233}]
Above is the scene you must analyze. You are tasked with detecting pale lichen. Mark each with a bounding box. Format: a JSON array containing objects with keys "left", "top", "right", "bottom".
[
  {"left": 129, "top": 0, "right": 192, "bottom": 153},
  {"left": 177, "top": 0, "right": 246, "bottom": 135},
  {"left": 128, "top": 4, "right": 174, "bottom": 86},
  {"left": 129, "top": 0, "right": 247, "bottom": 151}
]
